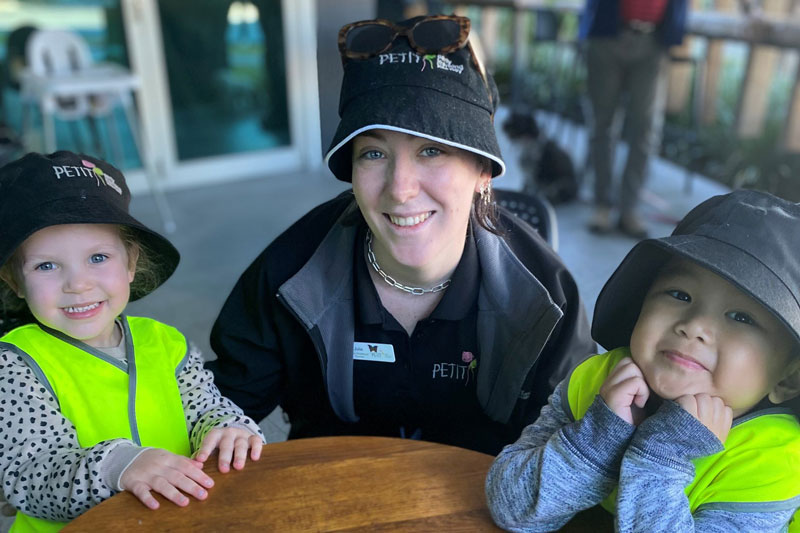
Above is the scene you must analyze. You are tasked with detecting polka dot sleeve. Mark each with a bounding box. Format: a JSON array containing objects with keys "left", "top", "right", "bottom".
[
  {"left": 178, "top": 344, "right": 265, "bottom": 452},
  {"left": 0, "top": 342, "right": 264, "bottom": 521},
  {"left": 0, "top": 347, "right": 133, "bottom": 521}
]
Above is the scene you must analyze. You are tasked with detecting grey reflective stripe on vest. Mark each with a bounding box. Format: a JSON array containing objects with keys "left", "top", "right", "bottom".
[
  {"left": 127, "top": 342, "right": 141, "bottom": 446},
  {"left": 40, "top": 324, "right": 128, "bottom": 372},
  {"left": 7, "top": 319, "right": 144, "bottom": 446},
  {"left": 175, "top": 351, "right": 190, "bottom": 378},
  {"left": 696, "top": 495, "right": 800, "bottom": 514},
  {"left": 0, "top": 341, "right": 59, "bottom": 408},
  {"left": 44, "top": 321, "right": 139, "bottom": 444},
  {"left": 122, "top": 318, "right": 142, "bottom": 446},
  {"left": 733, "top": 406, "right": 795, "bottom": 427}
]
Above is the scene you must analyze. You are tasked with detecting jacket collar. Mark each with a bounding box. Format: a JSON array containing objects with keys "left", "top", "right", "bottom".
[
  {"left": 473, "top": 221, "right": 563, "bottom": 421},
  {"left": 278, "top": 207, "right": 359, "bottom": 422},
  {"left": 278, "top": 199, "right": 563, "bottom": 423}
]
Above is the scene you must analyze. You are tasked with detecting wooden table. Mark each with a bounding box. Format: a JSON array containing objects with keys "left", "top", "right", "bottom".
[
  {"left": 63, "top": 436, "right": 613, "bottom": 532},
  {"left": 64, "top": 436, "right": 501, "bottom": 532}
]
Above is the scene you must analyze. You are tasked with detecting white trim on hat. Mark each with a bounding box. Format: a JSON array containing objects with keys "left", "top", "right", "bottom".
[{"left": 324, "top": 124, "right": 506, "bottom": 178}]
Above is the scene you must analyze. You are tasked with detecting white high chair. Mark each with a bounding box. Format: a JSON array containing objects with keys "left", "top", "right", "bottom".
[{"left": 20, "top": 29, "right": 176, "bottom": 232}]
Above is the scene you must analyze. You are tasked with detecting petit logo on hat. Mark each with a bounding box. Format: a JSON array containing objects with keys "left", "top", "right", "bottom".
[
  {"left": 378, "top": 50, "right": 464, "bottom": 74},
  {"left": 51, "top": 159, "right": 123, "bottom": 195}
]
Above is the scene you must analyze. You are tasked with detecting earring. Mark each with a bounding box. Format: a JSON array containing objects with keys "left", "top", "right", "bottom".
[{"left": 479, "top": 181, "right": 492, "bottom": 206}]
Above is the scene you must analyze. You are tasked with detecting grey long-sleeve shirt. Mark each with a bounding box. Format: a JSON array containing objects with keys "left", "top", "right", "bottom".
[
  {"left": 0, "top": 342, "right": 264, "bottom": 522},
  {"left": 485, "top": 380, "right": 798, "bottom": 532}
]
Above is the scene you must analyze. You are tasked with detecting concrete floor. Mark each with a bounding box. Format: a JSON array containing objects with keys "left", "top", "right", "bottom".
[{"left": 0, "top": 109, "right": 728, "bottom": 531}]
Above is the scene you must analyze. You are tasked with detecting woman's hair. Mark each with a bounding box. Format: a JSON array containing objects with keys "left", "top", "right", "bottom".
[
  {"left": 473, "top": 156, "right": 502, "bottom": 235},
  {"left": 0, "top": 225, "right": 161, "bottom": 327}
]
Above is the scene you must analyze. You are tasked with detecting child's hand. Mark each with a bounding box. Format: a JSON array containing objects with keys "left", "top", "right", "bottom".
[
  {"left": 675, "top": 393, "right": 733, "bottom": 443},
  {"left": 120, "top": 448, "right": 214, "bottom": 510},
  {"left": 194, "top": 427, "right": 263, "bottom": 474},
  {"left": 599, "top": 357, "right": 650, "bottom": 425}
]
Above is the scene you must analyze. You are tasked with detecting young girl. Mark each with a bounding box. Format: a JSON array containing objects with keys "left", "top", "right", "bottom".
[{"left": 0, "top": 151, "right": 265, "bottom": 532}]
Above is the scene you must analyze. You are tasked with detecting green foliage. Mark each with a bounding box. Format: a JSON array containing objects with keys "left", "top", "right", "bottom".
[{"left": 662, "top": 46, "right": 800, "bottom": 201}]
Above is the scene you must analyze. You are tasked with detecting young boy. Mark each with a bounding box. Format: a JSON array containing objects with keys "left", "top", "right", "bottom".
[{"left": 486, "top": 189, "right": 800, "bottom": 532}]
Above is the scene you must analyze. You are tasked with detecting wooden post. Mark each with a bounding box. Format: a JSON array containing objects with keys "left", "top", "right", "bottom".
[
  {"left": 736, "top": 0, "right": 791, "bottom": 138},
  {"left": 783, "top": 57, "right": 800, "bottom": 151},
  {"left": 478, "top": 7, "right": 500, "bottom": 70},
  {"left": 510, "top": 8, "right": 531, "bottom": 105},
  {"left": 666, "top": 43, "right": 694, "bottom": 114},
  {"left": 403, "top": 1, "right": 428, "bottom": 18},
  {"left": 782, "top": 1, "right": 800, "bottom": 150},
  {"left": 700, "top": 0, "right": 738, "bottom": 124},
  {"left": 666, "top": 0, "right": 703, "bottom": 114}
]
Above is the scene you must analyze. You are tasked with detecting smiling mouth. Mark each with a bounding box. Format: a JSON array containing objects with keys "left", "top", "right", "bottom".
[
  {"left": 663, "top": 350, "right": 708, "bottom": 371},
  {"left": 63, "top": 302, "right": 101, "bottom": 314},
  {"left": 386, "top": 211, "right": 433, "bottom": 227}
]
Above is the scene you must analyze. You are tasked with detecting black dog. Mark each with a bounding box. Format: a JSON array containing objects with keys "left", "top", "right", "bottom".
[{"left": 503, "top": 109, "right": 578, "bottom": 205}]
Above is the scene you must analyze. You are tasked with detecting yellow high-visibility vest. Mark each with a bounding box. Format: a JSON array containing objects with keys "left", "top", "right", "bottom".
[
  {"left": 568, "top": 348, "right": 800, "bottom": 526},
  {"left": 1, "top": 316, "right": 191, "bottom": 533}
]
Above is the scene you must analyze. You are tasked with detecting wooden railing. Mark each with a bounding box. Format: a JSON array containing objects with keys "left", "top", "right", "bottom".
[
  {"left": 680, "top": 5, "right": 800, "bottom": 151},
  {"left": 449, "top": 0, "right": 800, "bottom": 152}
]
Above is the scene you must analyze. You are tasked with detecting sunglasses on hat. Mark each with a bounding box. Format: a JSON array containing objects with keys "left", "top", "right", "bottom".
[
  {"left": 338, "top": 15, "right": 493, "bottom": 113},
  {"left": 339, "top": 15, "right": 471, "bottom": 59}
]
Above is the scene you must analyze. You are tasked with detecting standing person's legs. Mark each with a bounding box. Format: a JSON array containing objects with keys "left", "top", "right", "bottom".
[
  {"left": 586, "top": 37, "right": 624, "bottom": 232},
  {"left": 618, "top": 34, "right": 668, "bottom": 237}
]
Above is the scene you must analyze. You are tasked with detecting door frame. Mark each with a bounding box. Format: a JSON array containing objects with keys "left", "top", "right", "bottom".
[{"left": 120, "top": 0, "right": 322, "bottom": 193}]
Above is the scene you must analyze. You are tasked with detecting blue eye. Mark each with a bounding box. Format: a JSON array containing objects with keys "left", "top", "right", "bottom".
[
  {"left": 667, "top": 289, "right": 690, "bottom": 302},
  {"left": 90, "top": 254, "right": 108, "bottom": 264},
  {"left": 727, "top": 311, "right": 755, "bottom": 325},
  {"left": 360, "top": 150, "right": 384, "bottom": 160},
  {"left": 34, "top": 262, "right": 55, "bottom": 272},
  {"left": 421, "top": 147, "right": 442, "bottom": 157}
]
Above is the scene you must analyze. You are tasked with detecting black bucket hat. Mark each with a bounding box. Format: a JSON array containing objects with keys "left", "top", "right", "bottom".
[
  {"left": 593, "top": 189, "right": 800, "bottom": 352},
  {"left": 325, "top": 16, "right": 505, "bottom": 182},
  {"left": 0, "top": 151, "right": 179, "bottom": 300}
]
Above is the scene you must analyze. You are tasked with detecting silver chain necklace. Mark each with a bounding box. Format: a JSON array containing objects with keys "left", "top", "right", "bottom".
[{"left": 365, "top": 230, "right": 451, "bottom": 295}]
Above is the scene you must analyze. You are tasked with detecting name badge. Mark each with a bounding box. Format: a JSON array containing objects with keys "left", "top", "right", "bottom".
[{"left": 353, "top": 342, "right": 396, "bottom": 363}]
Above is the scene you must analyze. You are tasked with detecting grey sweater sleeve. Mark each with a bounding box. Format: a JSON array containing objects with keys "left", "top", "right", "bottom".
[
  {"left": 486, "top": 381, "right": 635, "bottom": 532},
  {"left": 616, "top": 401, "right": 796, "bottom": 533}
]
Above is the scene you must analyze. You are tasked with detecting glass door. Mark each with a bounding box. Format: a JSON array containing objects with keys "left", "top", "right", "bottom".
[
  {"left": 157, "top": 0, "right": 289, "bottom": 160},
  {"left": 0, "top": 0, "right": 322, "bottom": 191},
  {"left": 122, "top": 0, "right": 322, "bottom": 190}
]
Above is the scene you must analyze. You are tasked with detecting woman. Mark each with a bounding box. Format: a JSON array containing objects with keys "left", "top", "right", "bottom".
[{"left": 208, "top": 15, "right": 594, "bottom": 455}]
